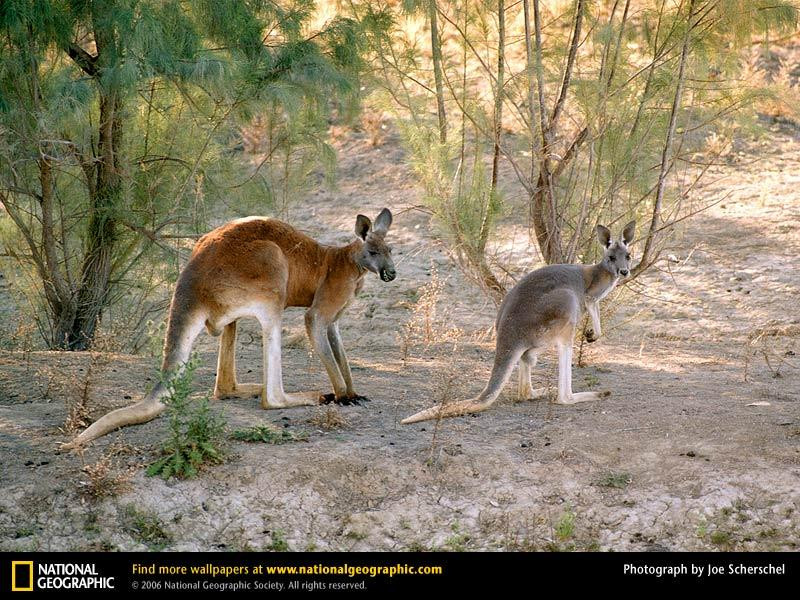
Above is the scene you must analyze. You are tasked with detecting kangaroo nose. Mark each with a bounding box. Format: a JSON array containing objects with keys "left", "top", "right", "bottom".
[{"left": 620, "top": 269, "right": 629, "bottom": 277}]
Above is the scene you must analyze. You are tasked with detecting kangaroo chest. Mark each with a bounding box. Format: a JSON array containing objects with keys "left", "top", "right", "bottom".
[
  {"left": 587, "top": 277, "right": 618, "bottom": 302},
  {"left": 582, "top": 263, "right": 619, "bottom": 303},
  {"left": 354, "top": 276, "right": 365, "bottom": 297}
]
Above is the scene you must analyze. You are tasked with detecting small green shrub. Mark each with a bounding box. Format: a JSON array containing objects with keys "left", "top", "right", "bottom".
[
  {"left": 146, "top": 358, "right": 226, "bottom": 479},
  {"left": 441, "top": 523, "right": 470, "bottom": 551},
  {"left": 555, "top": 510, "right": 576, "bottom": 541},
  {"left": 265, "top": 530, "right": 289, "bottom": 552},
  {"left": 231, "top": 423, "right": 307, "bottom": 444},
  {"left": 710, "top": 530, "right": 732, "bottom": 546},
  {"left": 596, "top": 472, "right": 632, "bottom": 489},
  {"left": 123, "top": 505, "right": 171, "bottom": 550}
]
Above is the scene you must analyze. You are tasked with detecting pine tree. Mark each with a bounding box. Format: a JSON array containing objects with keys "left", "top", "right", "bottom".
[
  {"left": 366, "top": 0, "right": 799, "bottom": 287},
  {"left": 0, "top": 1, "right": 364, "bottom": 349}
]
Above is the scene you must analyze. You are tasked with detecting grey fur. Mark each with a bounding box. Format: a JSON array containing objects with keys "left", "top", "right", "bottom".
[
  {"left": 402, "top": 221, "right": 635, "bottom": 424},
  {"left": 355, "top": 209, "right": 396, "bottom": 282}
]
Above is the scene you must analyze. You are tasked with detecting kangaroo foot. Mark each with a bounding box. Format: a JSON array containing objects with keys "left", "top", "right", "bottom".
[
  {"left": 554, "top": 390, "right": 610, "bottom": 405},
  {"left": 214, "top": 383, "right": 263, "bottom": 400},
  {"left": 320, "top": 393, "right": 370, "bottom": 406},
  {"left": 261, "top": 391, "right": 320, "bottom": 409},
  {"left": 517, "top": 387, "right": 550, "bottom": 402}
]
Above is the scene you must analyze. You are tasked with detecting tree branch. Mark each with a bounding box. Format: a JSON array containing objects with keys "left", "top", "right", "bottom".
[
  {"left": 65, "top": 42, "right": 99, "bottom": 77},
  {"left": 636, "top": 0, "right": 697, "bottom": 274},
  {"left": 550, "top": 0, "right": 584, "bottom": 129}
]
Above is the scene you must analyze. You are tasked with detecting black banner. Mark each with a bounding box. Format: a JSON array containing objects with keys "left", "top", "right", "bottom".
[
  {"left": 2, "top": 552, "right": 798, "bottom": 594},
  {"left": 0, "top": 553, "right": 800, "bottom": 596}
]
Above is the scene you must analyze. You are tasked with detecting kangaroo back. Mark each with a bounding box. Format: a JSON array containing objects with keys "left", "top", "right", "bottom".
[
  {"left": 64, "top": 208, "right": 398, "bottom": 450},
  {"left": 402, "top": 220, "right": 636, "bottom": 424}
]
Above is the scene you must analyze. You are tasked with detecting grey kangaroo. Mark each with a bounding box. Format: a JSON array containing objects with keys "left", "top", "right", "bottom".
[{"left": 402, "top": 221, "right": 635, "bottom": 424}]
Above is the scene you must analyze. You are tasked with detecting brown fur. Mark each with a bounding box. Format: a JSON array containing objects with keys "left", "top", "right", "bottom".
[
  {"left": 63, "top": 210, "right": 395, "bottom": 450},
  {"left": 180, "top": 218, "right": 364, "bottom": 331}
]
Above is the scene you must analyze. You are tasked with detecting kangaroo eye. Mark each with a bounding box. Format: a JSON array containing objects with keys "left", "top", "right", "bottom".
[
  {"left": 626, "top": 254, "right": 631, "bottom": 260},
  {"left": 609, "top": 255, "right": 616, "bottom": 262},
  {"left": 369, "top": 250, "right": 378, "bottom": 256}
]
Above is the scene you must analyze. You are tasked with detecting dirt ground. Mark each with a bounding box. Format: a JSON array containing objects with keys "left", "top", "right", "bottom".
[{"left": 0, "top": 120, "right": 798, "bottom": 552}]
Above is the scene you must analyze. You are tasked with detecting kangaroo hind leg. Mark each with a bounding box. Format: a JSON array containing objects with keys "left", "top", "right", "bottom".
[
  {"left": 554, "top": 340, "right": 601, "bottom": 405},
  {"left": 62, "top": 309, "right": 207, "bottom": 450},
  {"left": 213, "top": 321, "right": 262, "bottom": 400},
  {"left": 260, "top": 311, "right": 320, "bottom": 409},
  {"left": 518, "top": 349, "right": 548, "bottom": 401}
]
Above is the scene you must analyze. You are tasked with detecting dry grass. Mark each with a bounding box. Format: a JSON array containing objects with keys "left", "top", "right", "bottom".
[
  {"left": 308, "top": 405, "right": 349, "bottom": 431},
  {"left": 63, "top": 351, "right": 110, "bottom": 434},
  {"left": 2, "top": 320, "right": 37, "bottom": 366},
  {"left": 78, "top": 447, "right": 137, "bottom": 501},
  {"left": 360, "top": 109, "right": 387, "bottom": 147},
  {"left": 283, "top": 326, "right": 308, "bottom": 349},
  {"left": 399, "top": 263, "right": 464, "bottom": 363},
  {"left": 424, "top": 357, "right": 466, "bottom": 466},
  {"left": 63, "top": 398, "right": 90, "bottom": 435},
  {"left": 744, "top": 320, "right": 800, "bottom": 381}
]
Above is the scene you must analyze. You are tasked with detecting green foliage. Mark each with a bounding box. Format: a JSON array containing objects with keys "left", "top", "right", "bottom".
[
  {"left": 555, "top": 510, "right": 576, "bottom": 541},
  {"left": 398, "top": 122, "right": 502, "bottom": 261},
  {"left": 697, "top": 520, "right": 709, "bottom": 539},
  {"left": 231, "top": 423, "right": 308, "bottom": 444},
  {"left": 146, "top": 358, "right": 226, "bottom": 480},
  {"left": 265, "top": 530, "right": 290, "bottom": 552},
  {"left": 710, "top": 529, "right": 732, "bottom": 546},
  {"left": 444, "top": 522, "right": 471, "bottom": 552},
  {"left": 0, "top": 0, "right": 369, "bottom": 350},
  {"left": 596, "top": 471, "right": 632, "bottom": 489},
  {"left": 366, "top": 0, "right": 800, "bottom": 275},
  {"left": 122, "top": 505, "right": 171, "bottom": 550}
]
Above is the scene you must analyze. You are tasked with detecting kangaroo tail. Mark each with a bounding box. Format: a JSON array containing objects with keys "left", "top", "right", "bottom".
[
  {"left": 61, "top": 299, "right": 204, "bottom": 451},
  {"left": 401, "top": 345, "right": 523, "bottom": 425}
]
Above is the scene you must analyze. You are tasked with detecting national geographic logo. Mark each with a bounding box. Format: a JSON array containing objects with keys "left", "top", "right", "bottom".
[
  {"left": 10, "top": 561, "right": 115, "bottom": 592},
  {"left": 11, "top": 561, "right": 33, "bottom": 592}
]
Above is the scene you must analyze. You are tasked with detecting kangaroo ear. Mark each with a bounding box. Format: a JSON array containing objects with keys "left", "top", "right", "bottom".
[
  {"left": 355, "top": 214, "right": 372, "bottom": 240},
  {"left": 596, "top": 224, "right": 612, "bottom": 248},
  {"left": 373, "top": 208, "right": 393, "bottom": 234},
  {"left": 621, "top": 220, "right": 636, "bottom": 246}
]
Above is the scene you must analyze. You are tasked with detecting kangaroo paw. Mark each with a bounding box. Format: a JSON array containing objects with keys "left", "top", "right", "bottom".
[{"left": 320, "top": 393, "right": 369, "bottom": 406}]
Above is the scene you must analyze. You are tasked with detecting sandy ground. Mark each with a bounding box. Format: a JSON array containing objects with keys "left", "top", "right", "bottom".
[{"left": 0, "top": 121, "right": 798, "bottom": 552}]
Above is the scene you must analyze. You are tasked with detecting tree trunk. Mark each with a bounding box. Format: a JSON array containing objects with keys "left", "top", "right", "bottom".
[
  {"left": 39, "top": 157, "right": 78, "bottom": 348},
  {"left": 636, "top": 0, "right": 695, "bottom": 274},
  {"left": 68, "top": 90, "right": 121, "bottom": 349},
  {"left": 524, "top": 0, "right": 564, "bottom": 264},
  {"left": 470, "top": 249, "right": 505, "bottom": 303},
  {"left": 472, "top": 0, "right": 507, "bottom": 304},
  {"left": 428, "top": 0, "right": 447, "bottom": 144},
  {"left": 490, "top": 0, "right": 505, "bottom": 193}
]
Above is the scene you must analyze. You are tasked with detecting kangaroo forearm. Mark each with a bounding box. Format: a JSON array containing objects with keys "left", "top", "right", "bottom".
[
  {"left": 586, "top": 301, "right": 602, "bottom": 337},
  {"left": 327, "top": 325, "right": 354, "bottom": 394},
  {"left": 591, "top": 312, "right": 602, "bottom": 337},
  {"left": 306, "top": 317, "right": 347, "bottom": 396},
  {"left": 318, "top": 343, "right": 348, "bottom": 397}
]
